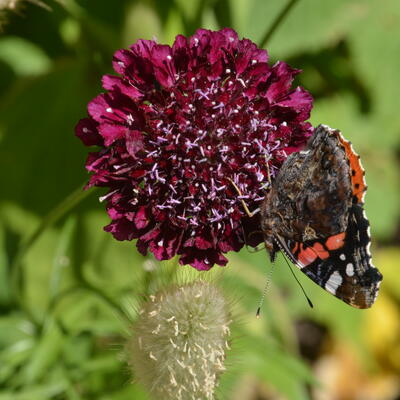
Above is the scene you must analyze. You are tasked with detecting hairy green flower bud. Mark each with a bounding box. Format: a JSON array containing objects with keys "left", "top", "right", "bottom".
[{"left": 126, "top": 281, "right": 232, "bottom": 400}]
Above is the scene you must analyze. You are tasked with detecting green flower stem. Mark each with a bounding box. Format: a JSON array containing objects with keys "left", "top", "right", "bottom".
[
  {"left": 82, "top": 280, "right": 131, "bottom": 324},
  {"left": 11, "top": 183, "right": 96, "bottom": 315},
  {"left": 259, "top": 0, "right": 301, "bottom": 48}
]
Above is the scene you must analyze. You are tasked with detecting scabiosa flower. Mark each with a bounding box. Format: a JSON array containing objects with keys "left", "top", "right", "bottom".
[
  {"left": 76, "top": 28, "right": 313, "bottom": 270},
  {"left": 126, "top": 281, "right": 232, "bottom": 400}
]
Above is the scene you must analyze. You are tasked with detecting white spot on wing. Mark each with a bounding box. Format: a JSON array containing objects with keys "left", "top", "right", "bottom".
[
  {"left": 373, "top": 279, "right": 382, "bottom": 301},
  {"left": 339, "top": 254, "right": 346, "bottom": 261},
  {"left": 365, "top": 226, "right": 372, "bottom": 256},
  {"left": 346, "top": 263, "right": 354, "bottom": 277},
  {"left": 362, "top": 209, "right": 368, "bottom": 219},
  {"left": 325, "top": 271, "right": 343, "bottom": 295}
]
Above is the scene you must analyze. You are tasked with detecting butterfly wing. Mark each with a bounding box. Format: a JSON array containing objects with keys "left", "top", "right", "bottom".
[
  {"left": 276, "top": 204, "right": 382, "bottom": 308},
  {"left": 261, "top": 125, "right": 354, "bottom": 246},
  {"left": 264, "top": 125, "right": 382, "bottom": 307}
]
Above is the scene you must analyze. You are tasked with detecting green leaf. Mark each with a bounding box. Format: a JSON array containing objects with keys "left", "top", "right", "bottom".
[
  {"left": 347, "top": 0, "right": 400, "bottom": 143},
  {"left": 0, "top": 323, "right": 36, "bottom": 384},
  {"left": 21, "top": 318, "right": 64, "bottom": 384},
  {"left": 0, "top": 37, "right": 52, "bottom": 76},
  {"left": 0, "top": 203, "right": 59, "bottom": 315},
  {"left": 228, "top": 0, "right": 255, "bottom": 36},
  {"left": 49, "top": 216, "right": 76, "bottom": 299},
  {"left": 0, "top": 62, "right": 94, "bottom": 216},
  {"left": 0, "top": 222, "right": 11, "bottom": 304},
  {"left": 98, "top": 384, "right": 149, "bottom": 400},
  {"left": 0, "top": 382, "right": 66, "bottom": 400},
  {"left": 375, "top": 247, "right": 400, "bottom": 300},
  {"left": 122, "top": 2, "right": 162, "bottom": 47},
  {"left": 0, "top": 339, "right": 35, "bottom": 384},
  {"left": 174, "top": 0, "right": 203, "bottom": 23},
  {"left": 162, "top": 7, "right": 186, "bottom": 45},
  {"left": 240, "top": 0, "right": 364, "bottom": 57},
  {"left": 0, "top": 314, "right": 34, "bottom": 348},
  {"left": 234, "top": 332, "right": 315, "bottom": 400}
]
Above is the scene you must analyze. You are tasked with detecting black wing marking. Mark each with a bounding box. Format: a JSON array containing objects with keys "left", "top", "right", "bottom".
[{"left": 275, "top": 204, "right": 382, "bottom": 308}]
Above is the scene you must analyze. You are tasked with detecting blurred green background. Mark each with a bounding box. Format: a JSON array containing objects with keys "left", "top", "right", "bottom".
[{"left": 0, "top": 0, "right": 399, "bottom": 399}]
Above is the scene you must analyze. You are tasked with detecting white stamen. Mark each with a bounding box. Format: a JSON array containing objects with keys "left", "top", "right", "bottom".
[{"left": 238, "top": 78, "right": 246, "bottom": 87}]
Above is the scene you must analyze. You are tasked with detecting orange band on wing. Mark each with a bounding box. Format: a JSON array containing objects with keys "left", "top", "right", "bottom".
[
  {"left": 298, "top": 245, "right": 317, "bottom": 266},
  {"left": 312, "top": 242, "right": 330, "bottom": 259},
  {"left": 337, "top": 133, "right": 367, "bottom": 204},
  {"left": 325, "top": 232, "right": 345, "bottom": 250}
]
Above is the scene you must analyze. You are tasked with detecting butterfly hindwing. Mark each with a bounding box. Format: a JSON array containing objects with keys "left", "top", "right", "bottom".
[{"left": 276, "top": 204, "right": 382, "bottom": 308}]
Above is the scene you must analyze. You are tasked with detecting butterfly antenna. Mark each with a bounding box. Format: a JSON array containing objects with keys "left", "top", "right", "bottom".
[
  {"left": 256, "top": 261, "right": 275, "bottom": 318},
  {"left": 281, "top": 252, "right": 314, "bottom": 308}
]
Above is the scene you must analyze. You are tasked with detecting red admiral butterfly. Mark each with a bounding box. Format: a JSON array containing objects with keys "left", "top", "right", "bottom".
[{"left": 261, "top": 124, "right": 382, "bottom": 308}]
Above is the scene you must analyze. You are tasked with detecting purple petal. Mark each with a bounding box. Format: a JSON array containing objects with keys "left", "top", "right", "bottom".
[{"left": 75, "top": 118, "right": 103, "bottom": 146}]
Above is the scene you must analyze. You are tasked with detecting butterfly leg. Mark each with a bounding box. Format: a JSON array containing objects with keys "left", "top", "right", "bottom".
[
  {"left": 265, "top": 155, "right": 272, "bottom": 186},
  {"left": 258, "top": 156, "right": 273, "bottom": 192},
  {"left": 227, "top": 178, "right": 260, "bottom": 218}
]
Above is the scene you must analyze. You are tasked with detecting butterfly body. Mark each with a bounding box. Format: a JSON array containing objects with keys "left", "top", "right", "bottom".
[{"left": 261, "top": 124, "right": 382, "bottom": 308}]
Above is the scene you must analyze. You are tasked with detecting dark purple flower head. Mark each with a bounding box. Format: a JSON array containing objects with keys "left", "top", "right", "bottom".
[{"left": 76, "top": 28, "right": 313, "bottom": 270}]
